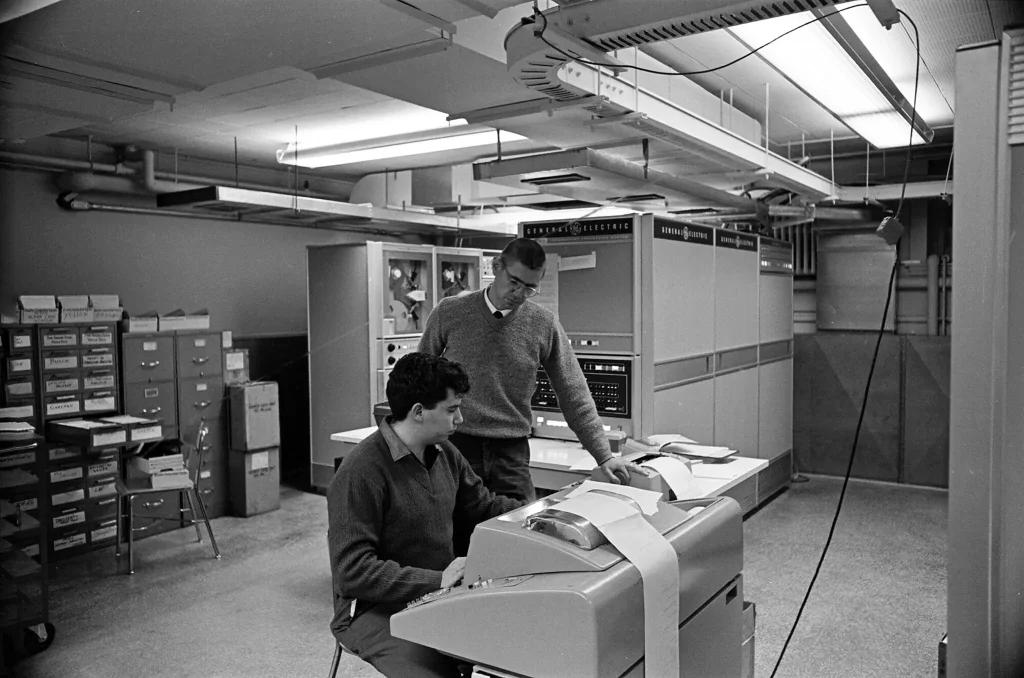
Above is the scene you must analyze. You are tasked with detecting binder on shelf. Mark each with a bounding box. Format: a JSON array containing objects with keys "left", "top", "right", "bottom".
[{"left": 46, "top": 419, "right": 127, "bottom": 449}]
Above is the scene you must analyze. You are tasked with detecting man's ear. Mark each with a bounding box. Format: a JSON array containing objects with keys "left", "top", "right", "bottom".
[{"left": 410, "top": 403, "right": 424, "bottom": 421}]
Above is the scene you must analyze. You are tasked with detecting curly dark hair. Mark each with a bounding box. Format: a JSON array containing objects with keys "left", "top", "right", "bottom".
[{"left": 386, "top": 352, "right": 470, "bottom": 421}]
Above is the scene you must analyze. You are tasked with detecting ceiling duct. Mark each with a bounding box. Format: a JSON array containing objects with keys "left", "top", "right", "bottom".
[
  {"left": 155, "top": 185, "right": 516, "bottom": 235},
  {"left": 474, "top": 148, "right": 754, "bottom": 213}
]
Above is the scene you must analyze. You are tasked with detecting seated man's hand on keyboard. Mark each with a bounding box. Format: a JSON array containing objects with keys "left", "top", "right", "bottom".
[{"left": 441, "top": 557, "right": 466, "bottom": 588}]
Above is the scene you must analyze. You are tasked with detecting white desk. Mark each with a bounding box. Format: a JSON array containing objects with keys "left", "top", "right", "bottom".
[{"left": 330, "top": 428, "right": 768, "bottom": 504}]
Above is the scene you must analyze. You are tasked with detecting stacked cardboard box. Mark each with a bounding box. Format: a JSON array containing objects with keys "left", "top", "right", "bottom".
[{"left": 228, "top": 382, "right": 280, "bottom": 516}]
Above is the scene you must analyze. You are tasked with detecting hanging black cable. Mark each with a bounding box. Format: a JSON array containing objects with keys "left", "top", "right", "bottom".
[{"left": 768, "top": 9, "right": 922, "bottom": 677}]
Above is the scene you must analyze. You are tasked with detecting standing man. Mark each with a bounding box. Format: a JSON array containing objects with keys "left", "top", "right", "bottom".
[
  {"left": 418, "top": 237, "right": 643, "bottom": 555},
  {"left": 328, "top": 352, "right": 524, "bottom": 678}
]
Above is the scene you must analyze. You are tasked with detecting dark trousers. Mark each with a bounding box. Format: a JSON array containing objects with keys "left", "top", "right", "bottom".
[
  {"left": 335, "top": 603, "right": 464, "bottom": 678},
  {"left": 449, "top": 432, "right": 535, "bottom": 557}
]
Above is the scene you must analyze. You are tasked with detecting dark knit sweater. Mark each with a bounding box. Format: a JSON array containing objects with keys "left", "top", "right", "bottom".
[
  {"left": 418, "top": 289, "right": 613, "bottom": 465},
  {"left": 327, "top": 419, "right": 522, "bottom": 623}
]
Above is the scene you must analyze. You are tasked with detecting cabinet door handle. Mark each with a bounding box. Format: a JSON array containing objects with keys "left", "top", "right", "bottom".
[
  {"left": 201, "top": 443, "right": 212, "bottom": 452},
  {"left": 194, "top": 401, "right": 211, "bottom": 409},
  {"left": 141, "top": 360, "right": 160, "bottom": 369},
  {"left": 192, "top": 357, "right": 209, "bottom": 365},
  {"left": 142, "top": 407, "right": 162, "bottom": 415},
  {"left": 142, "top": 499, "right": 164, "bottom": 508}
]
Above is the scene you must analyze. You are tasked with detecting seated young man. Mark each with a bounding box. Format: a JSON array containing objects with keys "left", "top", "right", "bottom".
[{"left": 327, "top": 352, "right": 527, "bottom": 678}]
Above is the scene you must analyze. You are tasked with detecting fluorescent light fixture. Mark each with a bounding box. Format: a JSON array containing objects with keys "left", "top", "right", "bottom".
[
  {"left": 730, "top": 11, "right": 930, "bottom": 149},
  {"left": 278, "top": 129, "right": 526, "bottom": 168}
]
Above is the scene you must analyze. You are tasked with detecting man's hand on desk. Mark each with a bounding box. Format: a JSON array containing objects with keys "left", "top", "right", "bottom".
[
  {"left": 595, "top": 457, "right": 647, "bottom": 485},
  {"left": 441, "top": 557, "right": 466, "bottom": 588}
]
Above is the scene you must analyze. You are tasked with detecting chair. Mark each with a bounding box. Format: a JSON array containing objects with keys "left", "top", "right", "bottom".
[{"left": 115, "top": 419, "right": 220, "bottom": 574}]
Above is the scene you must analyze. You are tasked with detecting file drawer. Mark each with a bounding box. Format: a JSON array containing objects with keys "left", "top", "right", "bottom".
[
  {"left": 124, "top": 381, "right": 177, "bottom": 430},
  {"left": 176, "top": 334, "right": 222, "bottom": 380},
  {"left": 83, "top": 389, "right": 118, "bottom": 414},
  {"left": 79, "top": 325, "right": 114, "bottom": 347},
  {"left": 41, "top": 350, "right": 78, "bottom": 372},
  {"left": 4, "top": 355, "right": 34, "bottom": 376},
  {"left": 178, "top": 378, "right": 224, "bottom": 427},
  {"left": 44, "top": 393, "right": 82, "bottom": 419},
  {"left": 43, "top": 373, "right": 81, "bottom": 395},
  {"left": 80, "top": 347, "right": 116, "bottom": 369},
  {"left": 82, "top": 368, "right": 117, "bottom": 392},
  {"left": 123, "top": 336, "right": 174, "bottom": 383},
  {"left": 39, "top": 326, "right": 79, "bottom": 349}
]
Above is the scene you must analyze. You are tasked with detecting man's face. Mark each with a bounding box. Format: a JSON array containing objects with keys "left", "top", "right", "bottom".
[
  {"left": 492, "top": 257, "right": 544, "bottom": 310},
  {"left": 419, "top": 388, "right": 464, "bottom": 444}
]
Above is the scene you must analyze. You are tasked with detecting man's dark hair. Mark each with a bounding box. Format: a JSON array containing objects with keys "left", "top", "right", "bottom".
[
  {"left": 500, "top": 237, "right": 546, "bottom": 271},
  {"left": 386, "top": 352, "right": 470, "bottom": 421}
]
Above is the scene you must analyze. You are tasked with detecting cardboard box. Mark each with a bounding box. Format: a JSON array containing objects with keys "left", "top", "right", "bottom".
[
  {"left": 229, "top": 447, "right": 280, "bottom": 517},
  {"left": 123, "top": 312, "right": 159, "bottom": 334},
  {"left": 158, "top": 308, "right": 210, "bottom": 332},
  {"left": 58, "top": 296, "right": 94, "bottom": 324},
  {"left": 223, "top": 349, "right": 250, "bottom": 385},
  {"left": 229, "top": 382, "right": 280, "bottom": 451},
  {"left": 89, "top": 295, "right": 123, "bottom": 322},
  {"left": 18, "top": 295, "right": 58, "bottom": 324}
]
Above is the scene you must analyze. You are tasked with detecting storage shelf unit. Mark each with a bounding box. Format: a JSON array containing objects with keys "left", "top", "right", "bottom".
[
  {"left": 0, "top": 435, "right": 48, "bottom": 637},
  {"left": 120, "top": 330, "right": 228, "bottom": 533},
  {"left": 307, "top": 242, "right": 487, "bottom": 490}
]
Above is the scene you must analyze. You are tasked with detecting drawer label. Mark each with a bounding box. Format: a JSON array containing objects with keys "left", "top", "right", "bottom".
[
  {"left": 84, "top": 373, "right": 116, "bottom": 390},
  {"left": 43, "top": 332, "right": 77, "bottom": 348},
  {"left": 50, "top": 447, "right": 80, "bottom": 461},
  {"left": 194, "top": 338, "right": 207, "bottom": 347},
  {"left": 54, "top": 511, "right": 86, "bottom": 529},
  {"left": 47, "top": 399, "right": 81, "bottom": 416},
  {"left": 6, "top": 380, "right": 33, "bottom": 396},
  {"left": 200, "top": 470, "right": 211, "bottom": 479},
  {"left": 22, "top": 543, "right": 39, "bottom": 558},
  {"left": 144, "top": 387, "right": 160, "bottom": 398},
  {"left": 52, "top": 489, "right": 86, "bottom": 506},
  {"left": 82, "top": 351, "right": 114, "bottom": 367},
  {"left": 0, "top": 451, "right": 35, "bottom": 469},
  {"left": 46, "top": 377, "right": 80, "bottom": 393},
  {"left": 44, "top": 355, "right": 79, "bottom": 370},
  {"left": 13, "top": 497, "right": 38, "bottom": 511},
  {"left": 131, "top": 424, "right": 162, "bottom": 441},
  {"left": 12, "top": 335, "right": 31, "bottom": 348},
  {"left": 92, "top": 524, "right": 117, "bottom": 542},
  {"left": 196, "top": 382, "right": 208, "bottom": 392},
  {"left": 89, "top": 481, "right": 117, "bottom": 498},
  {"left": 84, "top": 396, "right": 116, "bottom": 412},
  {"left": 143, "top": 341, "right": 157, "bottom": 351},
  {"left": 81, "top": 331, "right": 113, "bottom": 346},
  {"left": 88, "top": 461, "right": 118, "bottom": 477},
  {"left": 51, "top": 467, "right": 84, "bottom": 483},
  {"left": 54, "top": 533, "right": 87, "bottom": 551},
  {"left": 9, "top": 358, "right": 31, "bottom": 372}
]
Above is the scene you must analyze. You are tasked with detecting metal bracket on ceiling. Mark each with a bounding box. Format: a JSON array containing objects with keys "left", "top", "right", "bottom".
[
  {"left": 448, "top": 95, "right": 603, "bottom": 125},
  {"left": 587, "top": 111, "right": 646, "bottom": 132}
]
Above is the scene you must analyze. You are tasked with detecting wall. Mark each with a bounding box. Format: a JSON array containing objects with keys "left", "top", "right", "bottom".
[
  {"left": 0, "top": 165, "right": 427, "bottom": 486},
  {"left": 0, "top": 168, "right": 419, "bottom": 336}
]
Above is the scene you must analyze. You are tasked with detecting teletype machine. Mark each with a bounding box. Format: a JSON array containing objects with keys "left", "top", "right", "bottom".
[{"left": 391, "top": 486, "right": 745, "bottom": 678}]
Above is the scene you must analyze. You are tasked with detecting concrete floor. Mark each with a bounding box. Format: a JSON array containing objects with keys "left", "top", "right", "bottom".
[{"left": 13, "top": 477, "right": 946, "bottom": 678}]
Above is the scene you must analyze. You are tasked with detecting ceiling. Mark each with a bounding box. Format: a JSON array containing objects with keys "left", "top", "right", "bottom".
[{"left": 1, "top": 0, "right": 1021, "bottom": 195}]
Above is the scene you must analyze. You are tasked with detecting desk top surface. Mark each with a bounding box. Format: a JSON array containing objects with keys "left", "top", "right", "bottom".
[{"left": 330, "top": 427, "right": 767, "bottom": 497}]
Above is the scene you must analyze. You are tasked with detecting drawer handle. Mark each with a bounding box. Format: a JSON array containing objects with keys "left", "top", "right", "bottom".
[
  {"left": 142, "top": 499, "right": 164, "bottom": 508},
  {"left": 194, "top": 400, "right": 211, "bottom": 409},
  {"left": 141, "top": 360, "right": 160, "bottom": 369},
  {"left": 192, "top": 356, "right": 210, "bottom": 365},
  {"left": 98, "top": 498, "right": 116, "bottom": 506},
  {"left": 142, "top": 407, "right": 162, "bottom": 415},
  {"left": 200, "top": 488, "right": 214, "bottom": 496}
]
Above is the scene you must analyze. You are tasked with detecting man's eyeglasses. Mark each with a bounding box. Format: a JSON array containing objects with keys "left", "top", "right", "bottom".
[
  {"left": 506, "top": 275, "right": 540, "bottom": 297},
  {"left": 497, "top": 258, "right": 540, "bottom": 297}
]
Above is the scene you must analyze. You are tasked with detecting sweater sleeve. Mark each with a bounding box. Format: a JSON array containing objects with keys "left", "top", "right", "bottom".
[
  {"left": 327, "top": 461, "right": 443, "bottom": 604},
  {"left": 417, "top": 300, "right": 446, "bottom": 356},
  {"left": 541, "top": 320, "right": 614, "bottom": 466},
  {"left": 451, "top": 447, "right": 526, "bottom": 523}
]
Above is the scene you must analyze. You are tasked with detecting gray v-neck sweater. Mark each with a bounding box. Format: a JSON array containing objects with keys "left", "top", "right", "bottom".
[{"left": 418, "top": 290, "right": 613, "bottom": 465}]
